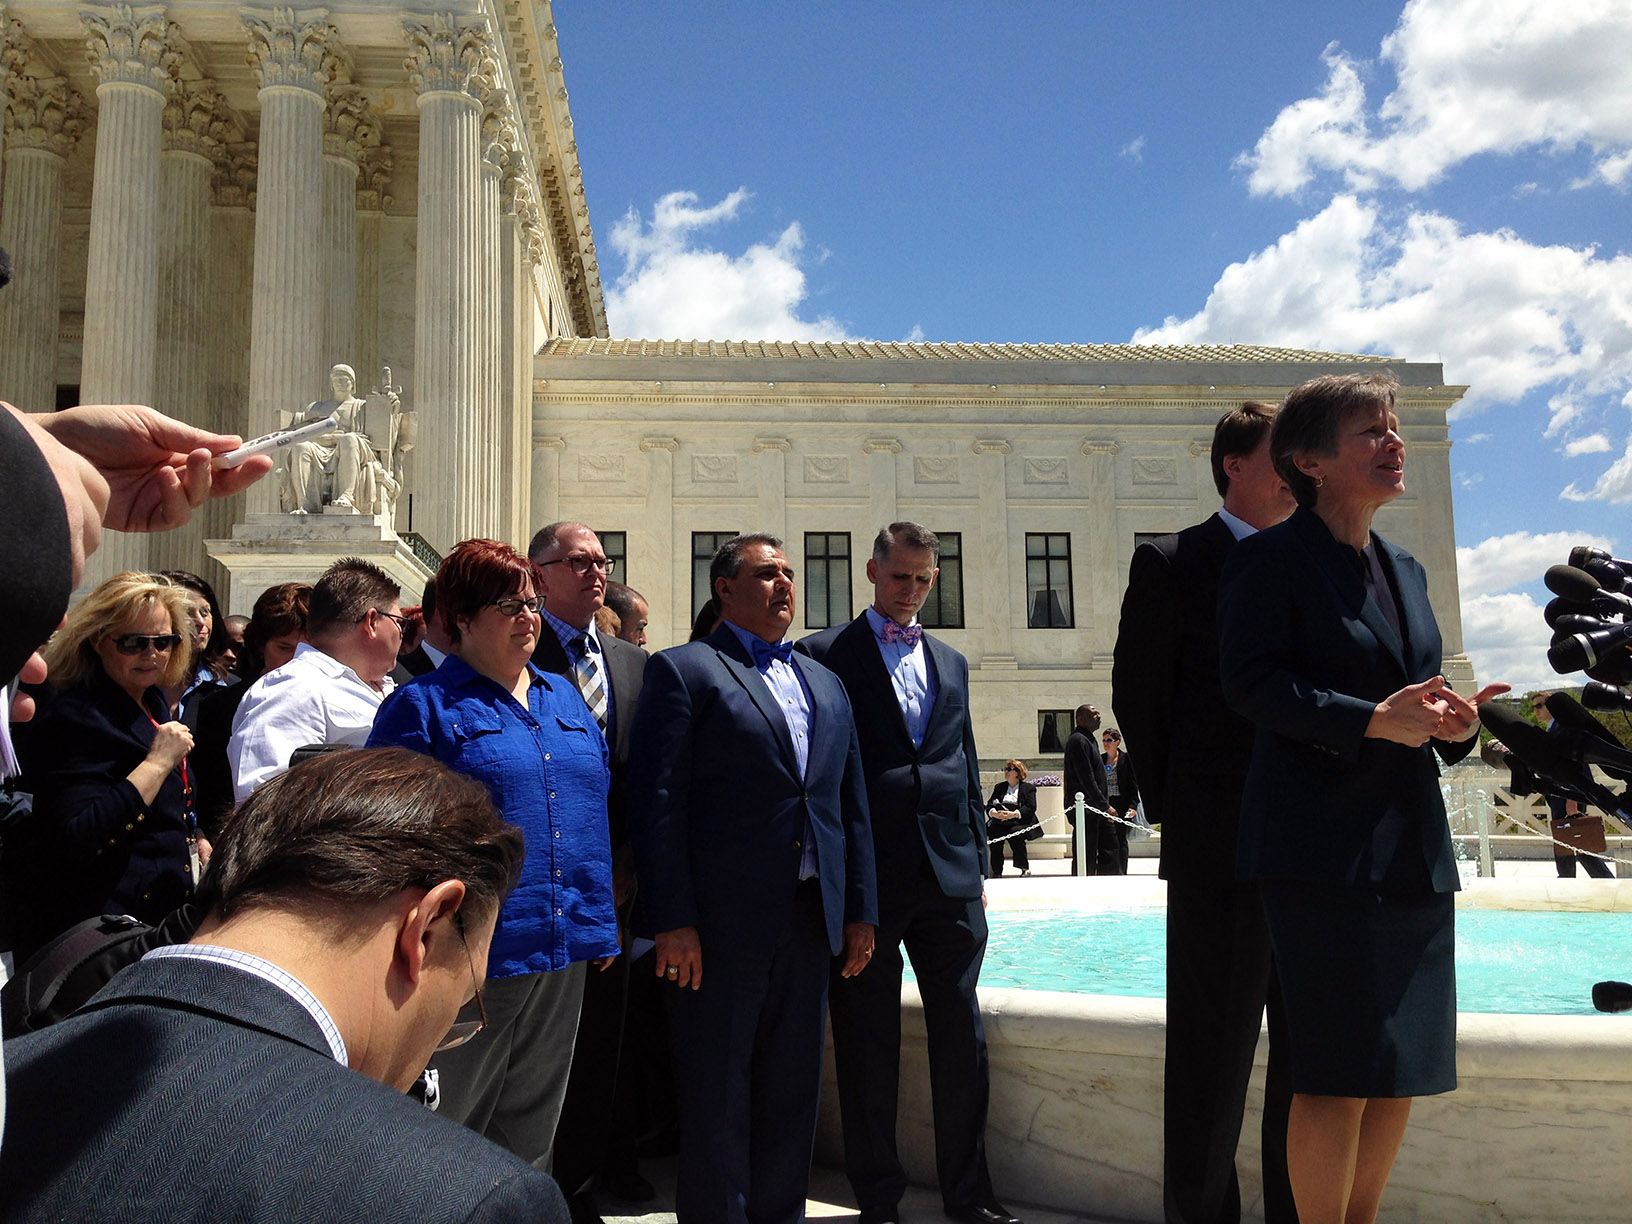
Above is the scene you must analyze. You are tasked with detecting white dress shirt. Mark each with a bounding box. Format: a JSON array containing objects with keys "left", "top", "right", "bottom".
[
  {"left": 144, "top": 944, "right": 348, "bottom": 1064},
  {"left": 863, "top": 606, "right": 935, "bottom": 748},
  {"left": 228, "top": 643, "right": 393, "bottom": 801}
]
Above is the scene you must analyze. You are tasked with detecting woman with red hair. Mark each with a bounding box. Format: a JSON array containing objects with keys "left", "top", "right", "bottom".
[{"left": 369, "top": 538, "right": 618, "bottom": 1171}]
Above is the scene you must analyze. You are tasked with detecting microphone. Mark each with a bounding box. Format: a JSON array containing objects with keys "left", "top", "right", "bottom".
[
  {"left": 1545, "top": 596, "right": 1599, "bottom": 628},
  {"left": 1481, "top": 703, "right": 1629, "bottom": 817},
  {"left": 1544, "top": 565, "right": 1632, "bottom": 619},
  {"left": 1551, "top": 613, "right": 1615, "bottom": 638},
  {"left": 1570, "top": 545, "right": 1632, "bottom": 574},
  {"left": 1580, "top": 557, "right": 1630, "bottom": 594},
  {"left": 1543, "top": 692, "right": 1632, "bottom": 782},
  {"left": 1548, "top": 622, "right": 1632, "bottom": 674},
  {"left": 1582, "top": 681, "right": 1632, "bottom": 712}
]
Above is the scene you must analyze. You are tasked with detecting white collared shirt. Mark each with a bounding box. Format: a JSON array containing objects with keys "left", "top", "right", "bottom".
[
  {"left": 1216, "top": 505, "right": 1259, "bottom": 541},
  {"left": 862, "top": 606, "right": 934, "bottom": 748},
  {"left": 144, "top": 944, "right": 348, "bottom": 1064},
  {"left": 228, "top": 643, "right": 394, "bottom": 801}
]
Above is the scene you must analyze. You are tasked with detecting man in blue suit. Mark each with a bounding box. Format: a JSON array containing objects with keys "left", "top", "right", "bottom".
[
  {"left": 797, "top": 522, "right": 1019, "bottom": 1224},
  {"left": 627, "top": 533, "right": 878, "bottom": 1224}
]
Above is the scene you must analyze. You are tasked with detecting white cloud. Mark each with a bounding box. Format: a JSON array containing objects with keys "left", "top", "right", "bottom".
[
  {"left": 1462, "top": 433, "right": 1492, "bottom": 444},
  {"left": 1119, "top": 136, "right": 1146, "bottom": 162},
  {"left": 1460, "top": 592, "right": 1558, "bottom": 692},
  {"left": 1456, "top": 529, "right": 1615, "bottom": 598},
  {"left": 902, "top": 324, "right": 926, "bottom": 343},
  {"left": 1563, "top": 438, "right": 1632, "bottom": 502},
  {"left": 603, "top": 189, "right": 853, "bottom": 341},
  {"left": 1132, "top": 195, "right": 1632, "bottom": 419},
  {"left": 1238, "top": 0, "right": 1632, "bottom": 198},
  {"left": 1565, "top": 433, "right": 1613, "bottom": 457}
]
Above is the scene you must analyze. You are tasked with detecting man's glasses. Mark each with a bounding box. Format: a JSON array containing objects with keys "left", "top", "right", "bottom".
[
  {"left": 437, "top": 912, "right": 488, "bottom": 1052},
  {"left": 110, "top": 633, "right": 182, "bottom": 655},
  {"left": 488, "top": 596, "right": 544, "bottom": 617},
  {"left": 372, "top": 610, "right": 410, "bottom": 632},
  {"left": 539, "top": 555, "right": 615, "bottom": 578}
]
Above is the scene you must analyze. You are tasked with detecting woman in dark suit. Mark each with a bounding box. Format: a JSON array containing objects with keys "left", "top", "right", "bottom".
[
  {"left": 14, "top": 572, "right": 201, "bottom": 958},
  {"left": 1217, "top": 374, "right": 1505, "bottom": 1224},
  {"left": 1099, "top": 728, "right": 1139, "bottom": 874},
  {"left": 985, "top": 759, "right": 1038, "bottom": 877}
]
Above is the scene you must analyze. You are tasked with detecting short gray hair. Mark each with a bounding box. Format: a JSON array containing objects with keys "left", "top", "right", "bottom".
[
  {"left": 872, "top": 521, "right": 939, "bottom": 566},
  {"left": 1271, "top": 373, "right": 1400, "bottom": 509}
]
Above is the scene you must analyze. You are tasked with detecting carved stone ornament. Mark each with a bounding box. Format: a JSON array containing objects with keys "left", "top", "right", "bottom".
[
  {"left": 82, "top": 4, "right": 178, "bottom": 92},
  {"left": 578, "top": 454, "right": 625, "bottom": 482},
  {"left": 971, "top": 439, "right": 1012, "bottom": 456},
  {"left": 6, "top": 71, "right": 90, "bottom": 159},
  {"left": 1080, "top": 440, "right": 1121, "bottom": 457},
  {"left": 751, "top": 437, "right": 791, "bottom": 454},
  {"left": 211, "top": 140, "right": 257, "bottom": 208},
  {"left": 403, "top": 15, "right": 494, "bottom": 99},
  {"left": 804, "top": 456, "right": 850, "bottom": 484},
  {"left": 1024, "top": 458, "right": 1069, "bottom": 484},
  {"left": 638, "top": 436, "right": 678, "bottom": 454},
  {"left": 161, "top": 79, "right": 222, "bottom": 158},
  {"left": 323, "top": 83, "right": 370, "bottom": 162},
  {"left": 913, "top": 456, "right": 960, "bottom": 484},
  {"left": 1131, "top": 458, "right": 1178, "bottom": 485},
  {"left": 692, "top": 455, "right": 738, "bottom": 484},
  {"left": 1186, "top": 441, "right": 1211, "bottom": 458},
  {"left": 279, "top": 362, "right": 410, "bottom": 523},
  {"left": 861, "top": 437, "right": 902, "bottom": 455},
  {"left": 356, "top": 143, "right": 393, "bottom": 210},
  {"left": 243, "top": 8, "right": 333, "bottom": 94}
]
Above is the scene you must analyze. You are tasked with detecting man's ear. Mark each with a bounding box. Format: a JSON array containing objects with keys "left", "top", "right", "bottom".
[
  {"left": 1221, "top": 452, "right": 1247, "bottom": 484},
  {"left": 394, "top": 879, "right": 468, "bottom": 986}
]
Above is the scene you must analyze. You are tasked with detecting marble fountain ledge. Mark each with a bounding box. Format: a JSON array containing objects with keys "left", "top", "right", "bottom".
[{"left": 814, "top": 873, "right": 1632, "bottom": 1223}]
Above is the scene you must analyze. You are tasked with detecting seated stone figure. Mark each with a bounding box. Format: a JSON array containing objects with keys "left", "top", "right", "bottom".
[{"left": 280, "top": 363, "right": 403, "bottom": 518}]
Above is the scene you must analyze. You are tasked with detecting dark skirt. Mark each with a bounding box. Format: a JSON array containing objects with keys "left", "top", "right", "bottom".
[{"left": 1260, "top": 880, "right": 1456, "bottom": 1098}]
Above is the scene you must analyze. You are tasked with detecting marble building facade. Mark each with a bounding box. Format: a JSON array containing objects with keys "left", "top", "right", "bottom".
[
  {"left": 0, "top": 0, "right": 604, "bottom": 599},
  {"left": 531, "top": 340, "right": 1474, "bottom": 764}
]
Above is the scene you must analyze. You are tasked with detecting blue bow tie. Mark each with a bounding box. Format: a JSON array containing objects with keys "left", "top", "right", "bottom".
[{"left": 750, "top": 637, "right": 795, "bottom": 669}]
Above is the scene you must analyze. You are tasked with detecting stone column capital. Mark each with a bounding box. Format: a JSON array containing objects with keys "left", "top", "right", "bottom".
[
  {"left": 5, "top": 70, "right": 90, "bottom": 159},
  {"left": 1186, "top": 440, "right": 1211, "bottom": 457},
  {"left": 81, "top": 4, "right": 178, "bottom": 93},
  {"left": 322, "top": 82, "right": 370, "bottom": 162},
  {"left": 243, "top": 7, "right": 334, "bottom": 95},
  {"left": 535, "top": 434, "right": 566, "bottom": 453},
  {"left": 752, "top": 437, "right": 792, "bottom": 454},
  {"left": 862, "top": 437, "right": 903, "bottom": 455},
  {"left": 639, "top": 436, "right": 679, "bottom": 454},
  {"left": 162, "top": 78, "right": 225, "bottom": 158},
  {"left": 971, "top": 439, "right": 1011, "bottom": 456},
  {"left": 1081, "top": 439, "right": 1121, "bottom": 457},
  {"left": 480, "top": 97, "right": 516, "bottom": 175},
  {"left": 404, "top": 15, "right": 495, "bottom": 100},
  {"left": 211, "top": 139, "right": 257, "bottom": 208},
  {"left": 356, "top": 141, "right": 392, "bottom": 210}
]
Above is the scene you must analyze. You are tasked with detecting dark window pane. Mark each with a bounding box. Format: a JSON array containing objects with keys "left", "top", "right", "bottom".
[
  {"left": 1025, "top": 533, "right": 1074, "bottom": 628},
  {"left": 692, "top": 531, "right": 738, "bottom": 618},
  {"left": 804, "top": 532, "right": 852, "bottom": 629},
  {"left": 920, "top": 531, "right": 964, "bottom": 629}
]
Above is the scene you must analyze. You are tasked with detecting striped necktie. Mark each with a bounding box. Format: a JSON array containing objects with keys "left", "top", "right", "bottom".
[{"left": 572, "top": 633, "right": 609, "bottom": 731}]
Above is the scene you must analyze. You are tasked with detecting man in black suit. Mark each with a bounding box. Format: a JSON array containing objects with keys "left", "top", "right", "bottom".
[
  {"left": 527, "top": 522, "right": 649, "bottom": 1220},
  {"left": 1061, "top": 704, "right": 1108, "bottom": 875},
  {"left": 628, "top": 532, "right": 876, "bottom": 1224},
  {"left": 1111, "top": 403, "right": 1299, "bottom": 1224},
  {"left": 0, "top": 747, "right": 568, "bottom": 1224},
  {"left": 798, "top": 523, "right": 1019, "bottom": 1224},
  {"left": 398, "top": 576, "right": 454, "bottom": 678}
]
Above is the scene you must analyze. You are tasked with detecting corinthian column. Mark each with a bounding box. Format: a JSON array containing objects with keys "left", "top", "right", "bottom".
[
  {"left": 204, "top": 141, "right": 256, "bottom": 555},
  {"left": 0, "top": 55, "right": 89, "bottom": 412},
  {"left": 243, "top": 7, "right": 331, "bottom": 517},
  {"left": 353, "top": 140, "right": 391, "bottom": 387},
  {"left": 80, "top": 3, "right": 178, "bottom": 579},
  {"left": 405, "top": 13, "right": 492, "bottom": 554},
  {"left": 498, "top": 164, "right": 532, "bottom": 547},
  {"left": 477, "top": 100, "right": 510, "bottom": 540},
  {"left": 150, "top": 80, "right": 222, "bottom": 577},
  {"left": 321, "top": 80, "right": 365, "bottom": 375}
]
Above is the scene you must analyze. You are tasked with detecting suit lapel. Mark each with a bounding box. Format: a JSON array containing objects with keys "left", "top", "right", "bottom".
[
  {"left": 1294, "top": 508, "right": 1407, "bottom": 674},
  {"left": 841, "top": 615, "right": 915, "bottom": 752},
  {"left": 710, "top": 628, "right": 803, "bottom": 778},
  {"left": 1375, "top": 538, "right": 1437, "bottom": 677}
]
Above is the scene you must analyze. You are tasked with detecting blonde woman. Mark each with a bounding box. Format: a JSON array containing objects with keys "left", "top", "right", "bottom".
[{"left": 14, "top": 572, "right": 202, "bottom": 957}]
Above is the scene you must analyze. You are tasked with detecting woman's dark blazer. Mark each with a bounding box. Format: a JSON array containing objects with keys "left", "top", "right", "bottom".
[
  {"left": 1217, "top": 506, "right": 1473, "bottom": 894},
  {"left": 15, "top": 672, "right": 194, "bottom": 945},
  {"left": 1101, "top": 751, "right": 1139, "bottom": 814},
  {"left": 986, "top": 780, "right": 1039, "bottom": 838}
]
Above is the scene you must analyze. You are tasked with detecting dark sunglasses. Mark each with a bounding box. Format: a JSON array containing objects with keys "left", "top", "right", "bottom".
[
  {"left": 110, "top": 633, "right": 182, "bottom": 655},
  {"left": 488, "top": 596, "right": 544, "bottom": 617},
  {"left": 436, "top": 912, "right": 488, "bottom": 1053}
]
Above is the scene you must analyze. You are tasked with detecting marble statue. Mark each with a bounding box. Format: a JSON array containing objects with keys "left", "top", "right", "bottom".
[{"left": 279, "top": 363, "right": 412, "bottom": 521}]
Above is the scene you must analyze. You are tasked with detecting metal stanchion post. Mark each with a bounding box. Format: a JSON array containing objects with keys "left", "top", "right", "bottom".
[
  {"left": 1476, "top": 788, "right": 1495, "bottom": 879},
  {"left": 1074, "top": 792, "right": 1089, "bottom": 877}
]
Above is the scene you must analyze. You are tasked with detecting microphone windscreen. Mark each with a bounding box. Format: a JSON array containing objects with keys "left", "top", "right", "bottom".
[
  {"left": 1481, "top": 703, "right": 1574, "bottom": 777},
  {"left": 1582, "top": 681, "right": 1632, "bottom": 712},
  {"left": 1546, "top": 565, "right": 1602, "bottom": 603},
  {"left": 1545, "top": 596, "right": 1597, "bottom": 628}
]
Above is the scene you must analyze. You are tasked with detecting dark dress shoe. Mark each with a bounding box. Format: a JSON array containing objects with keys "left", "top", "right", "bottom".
[{"left": 945, "top": 1203, "right": 1022, "bottom": 1224}]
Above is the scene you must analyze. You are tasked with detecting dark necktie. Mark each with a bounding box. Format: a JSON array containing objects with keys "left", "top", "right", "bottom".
[{"left": 571, "top": 634, "right": 608, "bottom": 731}]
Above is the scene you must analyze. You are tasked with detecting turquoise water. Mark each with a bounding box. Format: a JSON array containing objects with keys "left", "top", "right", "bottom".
[{"left": 920, "top": 908, "right": 1632, "bottom": 1015}]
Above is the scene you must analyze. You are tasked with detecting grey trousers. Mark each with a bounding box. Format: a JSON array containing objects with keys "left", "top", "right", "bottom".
[{"left": 429, "top": 961, "right": 588, "bottom": 1171}]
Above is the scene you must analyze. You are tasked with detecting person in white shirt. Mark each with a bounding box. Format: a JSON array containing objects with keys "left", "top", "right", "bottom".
[{"left": 228, "top": 557, "right": 405, "bottom": 801}]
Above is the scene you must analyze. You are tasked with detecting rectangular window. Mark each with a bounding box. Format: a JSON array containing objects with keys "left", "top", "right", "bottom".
[
  {"left": 804, "top": 532, "right": 852, "bottom": 629},
  {"left": 1025, "top": 532, "right": 1075, "bottom": 628},
  {"left": 692, "top": 531, "right": 739, "bottom": 620},
  {"left": 1038, "top": 709, "right": 1073, "bottom": 755},
  {"left": 596, "top": 531, "right": 627, "bottom": 585},
  {"left": 919, "top": 531, "right": 965, "bottom": 629}
]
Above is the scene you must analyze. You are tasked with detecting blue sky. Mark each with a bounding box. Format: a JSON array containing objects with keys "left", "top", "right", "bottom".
[{"left": 557, "top": 0, "right": 1632, "bottom": 691}]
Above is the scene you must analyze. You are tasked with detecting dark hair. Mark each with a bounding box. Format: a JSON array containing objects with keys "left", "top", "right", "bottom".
[
  {"left": 603, "top": 581, "right": 645, "bottom": 623},
  {"left": 872, "top": 521, "right": 939, "bottom": 566},
  {"left": 1075, "top": 703, "right": 1100, "bottom": 727},
  {"left": 709, "top": 533, "right": 782, "bottom": 595},
  {"left": 1272, "top": 373, "right": 1400, "bottom": 509},
  {"left": 689, "top": 600, "right": 721, "bottom": 642},
  {"left": 434, "top": 539, "right": 540, "bottom": 647},
  {"left": 198, "top": 747, "right": 524, "bottom": 926},
  {"left": 160, "top": 569, "right": 231, "bottom": 679},
  {"left": 239, "top": 582, "right": 311, "bottom": 678},
  {"left": 1210, "top": 402, "right": 1278, "bottom": 498},
  {"left": 420, "top": 577, "right": 437, "bottom": 622},
  {"left": 1003, "top": 758, "right": 1029, "bottom": 781},
  {"left": 307, "top": 557, "right": 400, "bottom": 637},
  {"left": 1103, "top": 727, "right": 1122, "bottom": 743}
]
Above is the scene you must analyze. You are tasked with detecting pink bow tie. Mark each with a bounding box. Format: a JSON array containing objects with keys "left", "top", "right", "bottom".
[{"left": 881, "top": 620, "right": 922, "bottom": 647}]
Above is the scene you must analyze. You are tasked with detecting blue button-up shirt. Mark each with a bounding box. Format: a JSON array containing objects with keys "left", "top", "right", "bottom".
[
  {"left": 368, "top": 657, "right": 619, "bottom": 976},
  {"left": 723, "top": 620, "right": 817, "bottom": 879},
  {"left": 863, "top": 606, "right": 937, "bottom": 749},
  {"left": 541, "top": 605, "right": 614, "bottom": 735}
]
